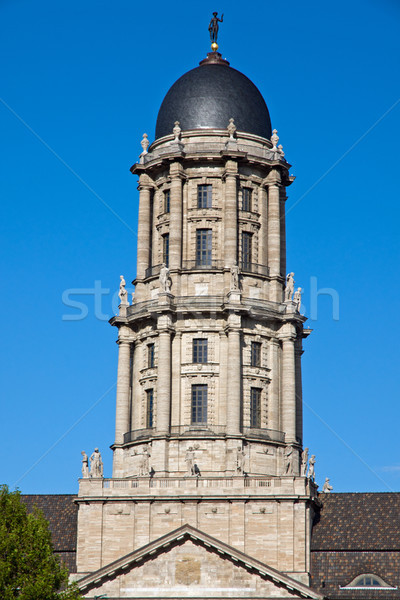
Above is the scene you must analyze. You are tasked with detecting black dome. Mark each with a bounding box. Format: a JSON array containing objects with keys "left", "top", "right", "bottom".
[{"left": 155, "top": 57, "right": 272, "bottom": 140}]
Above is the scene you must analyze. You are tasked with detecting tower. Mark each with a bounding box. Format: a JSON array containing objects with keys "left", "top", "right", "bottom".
[{"left": 75, "top": 39, "right": 320, "bottom": 600}]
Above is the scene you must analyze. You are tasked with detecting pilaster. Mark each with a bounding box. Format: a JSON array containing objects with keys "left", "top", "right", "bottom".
[
  {"left": 136, "top": 174, "right": 153, "bottom": 280},
  {"left": 223, "top": 160, "right": 238, "bottom": 268}
]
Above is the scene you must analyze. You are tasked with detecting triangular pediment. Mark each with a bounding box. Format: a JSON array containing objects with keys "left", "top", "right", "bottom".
[{"left": 77, "top": 524, "right": 324, "bottom": 599}]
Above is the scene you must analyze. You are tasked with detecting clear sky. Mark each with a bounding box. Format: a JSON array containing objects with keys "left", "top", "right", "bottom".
[{"left": 1, "top": 0, "right": 399, "bottom": 494}]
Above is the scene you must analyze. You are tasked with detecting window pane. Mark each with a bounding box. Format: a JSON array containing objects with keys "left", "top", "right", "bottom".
[
  {"left": 196, "top": 229, "right": 212, "bottom": 266},
  {"left": 242, "top": 232, "right": 252, "bottom": 269},
  {"left": 197, "top": 184, "right": 212, "bottom": 208},
  {"left": 251, "top": 342, "right": 261, "bottom": 367},
  {"left": 148, "top": 343, "right": 155, "bottom": 368},
  {"left": 242, "top": 188, "right": 252, "bottom": 212},
  {"left": 163, "top": 234, "right": 169, "bottom": 267},
  {"left": 191, "top": 384, "right": 208, "bottom": 424},
  {"left": 164, "top": 190, "right": 170, "bottom": 213},
  {"left": 146, "top": 389, "right": 154, "bottom": 428},
  {"left": 250, "top": 388, "right": 261, "bottom": 428},
  {"left": 193, "top": 339, "right": 208, "bottom": 363}
]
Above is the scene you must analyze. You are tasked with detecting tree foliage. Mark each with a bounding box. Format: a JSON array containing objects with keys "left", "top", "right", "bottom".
[{"left": 0, "top": 485, "right": 83, "bottom": 599}]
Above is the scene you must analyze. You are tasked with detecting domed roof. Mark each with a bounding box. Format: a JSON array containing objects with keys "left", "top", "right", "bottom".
[{"left": 155, "top": 53, "right": 272, "bottom": 140}]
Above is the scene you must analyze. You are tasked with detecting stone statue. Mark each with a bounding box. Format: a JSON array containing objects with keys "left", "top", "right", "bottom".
[
  {"left": 140, "top": 133, "right": 149, "bottom": 155},
  {"left": 308, "top": 454, "right": 316, "bottom": 481},
  {"left": 271, "top": 129, "right": 279, "bottom": 151},
  {"left": 284, "top": 272, "right": 295, "bottom": 302},
  {"left": 278, "top": 144, "right": 285, "bottom": 157},
  {"left": 236, "top": 445, "right": 246, "bottom": 474},
  {"left": 173, "top": 121, "right": 181, "bottom": 141},
  {"left": 81, "top": 451, "right": 89, "bottom": 478},
  {"left": 301, "top": 447, "right": 309, "bottom": 477},
  {"left": 185, "top": 446, "right": 195, "bottom": 476},
  {"left": 119, "top": 275, "right": 128, "bottom": 305},
  {"left": 139, "top": 444, "right": 151, "bottom": 476},
  {"left": 159, "top": 263, "right": 171, "bottom": 293},
  {"left": 227, "top": 118, "right": 236, "bottom": 140},
  {"left": 293, "top": 287, "right": 302, "bottom": 312},
  {"left": 230, "top": 263, "right": 240, "bottom": 291},
  {"left": 322, "top": 477, "right": 333, "bottom": 493},
  {"left": 208, "top": 12, "right": 223, "bottom": 44},
  {"left": 90, "top": 448, "right": 103, "bottom": 478},
  {"left": 285, "top": 446, "right": 294, "bottom": 475}
]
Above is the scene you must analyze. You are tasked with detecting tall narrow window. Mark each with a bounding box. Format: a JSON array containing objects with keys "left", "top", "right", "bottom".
[
  {"left": 146, "top": 389, "right": 154, "bottom": 428},
  {"left": 193, "top": 339, "right": 208, "bottom": 363},
  {"left": 242, "top": 232, "right": 252, "bottom": 270},
  {"left": 197, "top": 184, "right": 212, "bottom": 208},
  {"left": 191, "top": 384, "right": 208, "bottom": 425},
  {"left": 196, "top": 229, "right": 212, "bottom": 267},
  {"left": 162, "top": 233, "right": 169, "bottom": 267},
  {"left": 164, "top": 189, "right": 170, "bottom": 213},
  {"left": 251, "top": 341, "right": 261, "bottom": 367},
  {"left": 242, "top": 188, "right": 252, "bottom": 212},
  {"left": 250, "top": 387, "right": 261, "bottom": 428},
  {"left": 148, "top": 343, "right": 155, "bottom": 368}
]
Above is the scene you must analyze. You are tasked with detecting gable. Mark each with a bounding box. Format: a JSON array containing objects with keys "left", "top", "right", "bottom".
[{"left": 78, "top": 525, "right": 323, "bottom": 599}]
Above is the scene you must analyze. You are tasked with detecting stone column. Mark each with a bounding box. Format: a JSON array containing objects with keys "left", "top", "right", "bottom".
[
  {"left": 295, "top": 339, "right": 303, "bottom": 446},
  {"left": 169, "top": 162, "right": 184, "bottom": 270},
  {"left": 280, "top": 187, "right": 287, "bottom": 280},
  {"left": 224, "top": 160, "right": 238, "bottom": 267},
  {"left": 114, "top": 332, "right": 132, "bottom": 445},
  {"left": 136, "top": 174, "right": 153, "bottom": 279},
  {"left": 280, "top": 331, "right": 296, "bottom": 444},
  {"left": 131, "top": 339, "right": 140, "bottom": 431},
  {"left": 269, "top": 338, "right": 280, "bottom": 432},
  {"left": 226, "top": 318, "right": 241, "bottom": 435},
  {"left": 157, "top": 326, "right": 171, "bottom": 434},
  {"left": 259, "top": 184, "right": 268, "bottom": 268},
  {"left": 266, "top": 170, "right": 281, "bottom": 277}
]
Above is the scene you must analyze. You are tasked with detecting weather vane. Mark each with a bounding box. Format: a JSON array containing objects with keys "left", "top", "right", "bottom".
[{"left": 208, "top": 12, "right": 224, "bottom": 52}]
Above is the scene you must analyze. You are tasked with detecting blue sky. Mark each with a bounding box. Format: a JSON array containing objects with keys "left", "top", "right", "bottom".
[{"left": 1, "top": 0, "right": 399, "bottom": 494}]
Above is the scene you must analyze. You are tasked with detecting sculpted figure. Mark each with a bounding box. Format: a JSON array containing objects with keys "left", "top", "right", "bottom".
[
  {"left": 230, "top": 263, "right": 240, "bottom": 291},
  {"left": 139, "top": 444, "right": 151, "bottom": 476},
  {"left": 208, "top": 12, "right": 223, "bottom": 43},
  {"left": 185, "top": 446, "right": 195, "bottom": 476},
  {"left": 285, "top": 446, "right": 294, "bottom": 475},
  {"left": 90, "top": 448, "right": 103, "bottom": 478},
  {"left": 308, "top": 454, "right": 316, "bottom": 481},
  {"left": 293, "top": 287, "right": 302, "bottom": 312},
  {"left": 301, "top": 447, "right": 309, "bottom": 476},
  {"left": 322, "top": 477, "right": 333, "bottom": 493},
  {"left": 81, "top": 451, "right": 89, "bottom": 478},
  {"left": 284, "top": 272, "right": 295, "bottom": 302},
  {"left": 159, "top": 263, "right": 171, "bottom": 293},
  {"left": 236, "top": 445, "right": 246, "bottom": 474},
  {"left": 119, "top": 275, "right": 128, "bottom": 305}
]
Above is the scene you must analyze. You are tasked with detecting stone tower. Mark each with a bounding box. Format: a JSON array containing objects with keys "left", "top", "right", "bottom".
[{"left": 75, "top": 48, "right": 320, "bottom": 600}]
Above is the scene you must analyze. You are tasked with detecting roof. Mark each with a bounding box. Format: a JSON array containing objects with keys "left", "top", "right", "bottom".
[
  {"left": 311, "top": 493, "right": 400, "bottom": 599},
  {"left": 155, "top": 53, "right": 272, "bottom": 140},
  {"left": 20, "top": 494, "right": 78, "bottom": 573},
  {"left": 312, "top": 493, "right": 400, "bottom": 551}
]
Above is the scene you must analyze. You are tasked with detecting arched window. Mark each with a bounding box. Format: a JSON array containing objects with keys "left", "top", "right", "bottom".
[{"left": 341, "top": 574, "right": 396, "bottom": 589}]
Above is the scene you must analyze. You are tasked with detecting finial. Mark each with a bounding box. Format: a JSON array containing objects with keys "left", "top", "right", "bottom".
[
  {"left": 173, "top": 121, "right": 181, "bottom": 141},
  {"left": 208, "top": 12, "right": 224, "bottom": 51},
  {"left": 227, "top": 118, "right": 236, "bottom": 140},
  {"left": 271, "top": 129, "right": 279, "bottom": 151}
]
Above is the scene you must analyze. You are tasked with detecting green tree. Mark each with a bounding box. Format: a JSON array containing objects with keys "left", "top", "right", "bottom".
[{"left": 0, "top": 485, "right": 83, "bottom": 599}]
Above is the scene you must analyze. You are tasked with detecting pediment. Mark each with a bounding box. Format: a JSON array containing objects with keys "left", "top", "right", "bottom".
[{"left": 77, "top": 524, "right": 324, "bottom": 599}]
